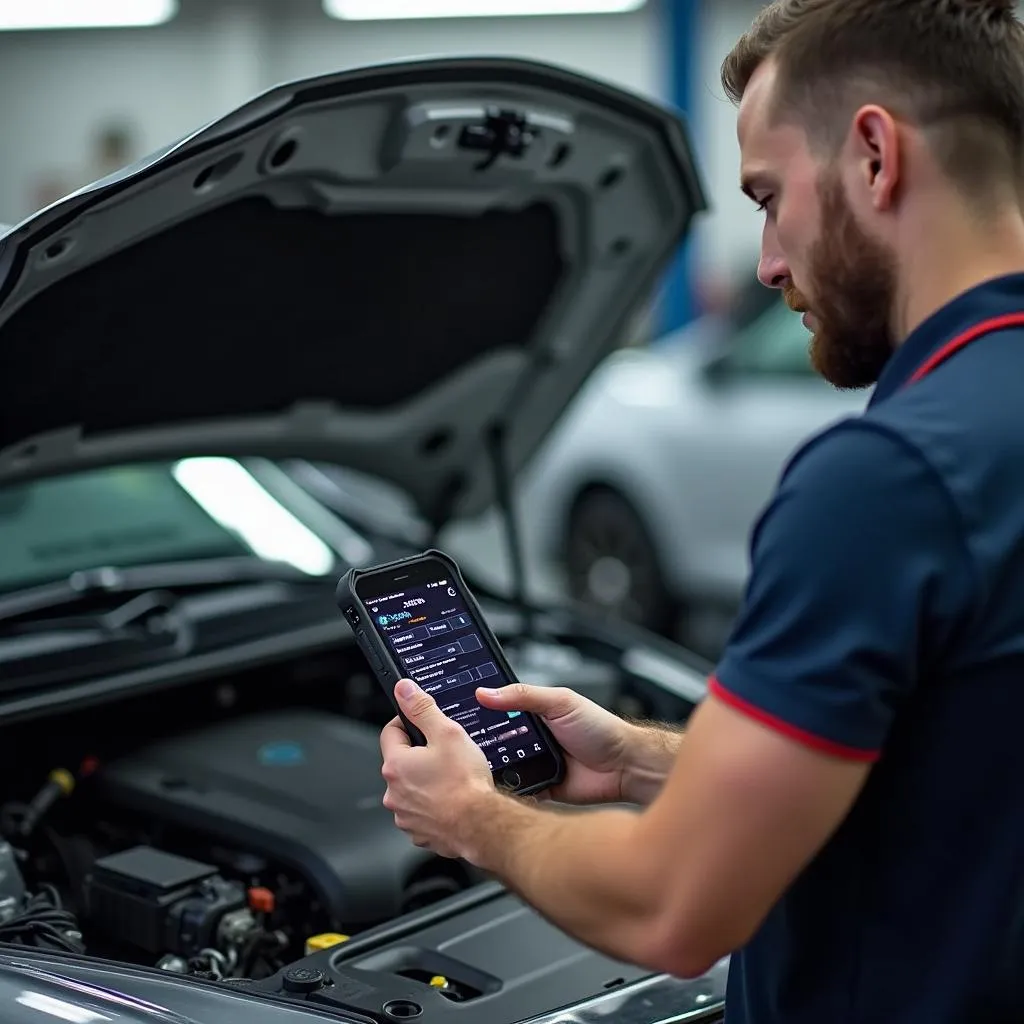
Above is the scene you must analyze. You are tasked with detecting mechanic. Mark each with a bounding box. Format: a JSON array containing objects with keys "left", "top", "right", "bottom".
[{"left": 378, "top": 1, "right": 1024, "bottom": 1021}]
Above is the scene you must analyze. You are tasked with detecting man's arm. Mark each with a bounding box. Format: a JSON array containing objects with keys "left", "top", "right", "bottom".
[{"left": 460, "top": 695, "right": 869, "bottom": 977}]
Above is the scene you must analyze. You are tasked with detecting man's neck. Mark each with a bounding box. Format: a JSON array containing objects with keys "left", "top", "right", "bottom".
[{"left": 893, "top": 202, "right": 1024, "bottom": 343}]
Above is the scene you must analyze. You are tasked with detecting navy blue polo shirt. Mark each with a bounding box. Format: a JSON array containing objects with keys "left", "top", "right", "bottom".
[{"left": 716, "top": 274, "right": 1024, "bottom": 1024}]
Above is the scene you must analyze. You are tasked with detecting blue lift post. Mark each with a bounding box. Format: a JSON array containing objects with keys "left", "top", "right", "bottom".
[{"left": 660, "top": 0, "right": 701, "bottom": 336}]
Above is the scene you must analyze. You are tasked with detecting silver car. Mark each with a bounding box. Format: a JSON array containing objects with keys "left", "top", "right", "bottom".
[{"left": 519, "top": 295, "right": 866, "bottom": 638}]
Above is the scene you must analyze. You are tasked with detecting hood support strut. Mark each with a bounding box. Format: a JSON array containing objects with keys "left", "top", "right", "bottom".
[
  {"left": 419, "top": 423, "right": 535, "bottom": 637},
  {"left": 487, "top": 424, "right": 535, "bottom": 640}
]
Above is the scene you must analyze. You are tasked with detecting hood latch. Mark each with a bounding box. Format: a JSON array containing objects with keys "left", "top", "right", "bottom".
[{"left": 458, "top": 107, "right": 536, "bottom": 171}]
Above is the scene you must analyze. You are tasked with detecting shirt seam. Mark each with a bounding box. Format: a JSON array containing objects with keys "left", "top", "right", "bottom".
[
  {"left": 782, "top": 416, "right": 981, "bottom": 626},
  {"left": 847, "top": 419, "right": 980, "bottom": 629}
]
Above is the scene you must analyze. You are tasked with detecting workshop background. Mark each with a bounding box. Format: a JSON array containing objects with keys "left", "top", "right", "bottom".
[{"left": 0, "top": 0, "right": 860, "bottom": 660}]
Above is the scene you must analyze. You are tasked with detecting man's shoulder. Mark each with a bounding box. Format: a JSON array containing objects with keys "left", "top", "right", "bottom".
[
  {"left": 755, "top": 414, "right": 971, "bottom": 600},
  {"left": 861, "top": 339, "right": 1024, "bottom": 547},
  {"left": 778, "top": 414, "right": 937, "bottom": 498},
  {"left": 863, "top": 330, "right": 1024, "bottom": 456}
]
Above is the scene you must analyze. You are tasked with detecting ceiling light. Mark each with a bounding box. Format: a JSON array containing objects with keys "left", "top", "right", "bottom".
[
  {"left": 324, "top": 0, "right": 645, "bottom": 20},
  {"left": 0, "top": 0, "right": 177, "bottom": 30}
]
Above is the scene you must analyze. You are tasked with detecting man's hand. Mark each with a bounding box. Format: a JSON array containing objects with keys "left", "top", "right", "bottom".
[
  {"left": 379, "top": 679, "right": 495, "bottom": 858},
  {"left": 476, "top": 684, "right": 682, "bottom": 806}
]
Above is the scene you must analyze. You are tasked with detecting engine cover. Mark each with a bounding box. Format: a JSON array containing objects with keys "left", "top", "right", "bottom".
[{"left": 93, "top": 710, "right": 440, "bottom": 929}]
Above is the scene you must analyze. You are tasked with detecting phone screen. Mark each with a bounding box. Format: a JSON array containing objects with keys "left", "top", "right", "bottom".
[{"left": 356, "top": 563, "right": 556, "bottom": 777}]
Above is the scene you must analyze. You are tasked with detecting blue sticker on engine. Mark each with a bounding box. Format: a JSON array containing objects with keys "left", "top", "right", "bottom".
[{"left": 258, "top": 741, "right": 306, "bottom": 766}]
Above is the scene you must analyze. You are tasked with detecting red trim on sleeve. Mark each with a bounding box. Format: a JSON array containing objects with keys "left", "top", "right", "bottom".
[
  {"left": 708, "top": 676, "right": 881, "bottom": 763},
  {"left": 908, "top": 312, "right": 1024, "bottom": 384}
]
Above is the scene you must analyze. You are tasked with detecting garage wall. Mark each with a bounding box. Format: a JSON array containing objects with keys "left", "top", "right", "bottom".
[
  {"left": 0, "top": 0, "right": 663, "bottom": 224},
  {"left": 690, "top": 0, "right": 764, "bottom": 289},
  {"left": 0, "top": 14, "right": 214, "bottom": 224}
]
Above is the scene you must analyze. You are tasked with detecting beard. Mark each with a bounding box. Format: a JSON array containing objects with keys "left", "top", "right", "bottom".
[{"left": 783, "top": 169, "right": 898, "bottom": 389}]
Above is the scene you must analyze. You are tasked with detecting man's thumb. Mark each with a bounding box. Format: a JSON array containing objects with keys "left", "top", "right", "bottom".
[
  {"left": 395, "top": 679, "right": 444, "bottom": 731},
  {"left": 476, "top": 683, "right": 575, "bottom": 719}
]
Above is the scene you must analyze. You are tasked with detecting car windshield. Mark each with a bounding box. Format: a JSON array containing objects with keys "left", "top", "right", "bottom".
[{"left": 0, "top": 457, "right": 342, "bottom": 594}]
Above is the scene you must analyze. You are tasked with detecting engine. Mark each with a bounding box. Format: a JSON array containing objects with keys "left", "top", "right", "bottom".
[
  {"left": 82, "top": 844, "right": 273, "bottom": 978},
  {"left": 0, "top": 709, "right": 475, "bottom": 981}
]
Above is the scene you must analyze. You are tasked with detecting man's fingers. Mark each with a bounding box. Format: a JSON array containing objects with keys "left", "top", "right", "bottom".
[
  {"left": 381, "top": 715, "right": 412, "bottom": 761},
  {"left": 394, "top": 679, "right": 450, "bottom": 737},
  {"left": 475, "top": 683, "right": 578, "bottom": 720}
]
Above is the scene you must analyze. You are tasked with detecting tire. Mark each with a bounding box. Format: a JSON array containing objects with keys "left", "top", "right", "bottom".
[{"left": 564, "top": 487, "right": 677, "bottom": 635}]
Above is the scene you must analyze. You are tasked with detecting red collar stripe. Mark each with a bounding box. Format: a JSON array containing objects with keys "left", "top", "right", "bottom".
[{"left": 908, "top": 311, "right": 1024, "bottom": 384}]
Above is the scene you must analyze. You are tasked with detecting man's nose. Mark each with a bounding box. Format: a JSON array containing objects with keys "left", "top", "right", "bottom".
[{"left": 757, "top": 253, "right": 789, "bottom": 290}]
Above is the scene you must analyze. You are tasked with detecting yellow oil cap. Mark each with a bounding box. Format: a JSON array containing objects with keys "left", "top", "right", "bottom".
[
  {"left": 48, "top": 768, "right": 75, "bottom": 797},
  {"left": 303, "top": 933, "right": 350, "bottom": 955},
  {"left": 429, "top": 976, "right": 449, "bottom": 989}
]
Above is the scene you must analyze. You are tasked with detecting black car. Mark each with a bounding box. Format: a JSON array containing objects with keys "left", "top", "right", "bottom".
[{"left": 0, "top": 57, "right": 720, "bottom": 1023}]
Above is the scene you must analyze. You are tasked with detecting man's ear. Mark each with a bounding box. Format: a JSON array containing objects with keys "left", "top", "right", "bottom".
[{"left": 850, "top": 104, "right": 900, "bottom": 211}]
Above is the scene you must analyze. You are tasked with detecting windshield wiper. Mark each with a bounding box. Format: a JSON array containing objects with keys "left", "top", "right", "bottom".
[
  {"left": 0, "top": 588, "right": 195, "bottom": 658},
  {"left": 0, "top": 558, "right": 341, "bottom": 689},
  {"left": 0, "top": 555, "right": 334, "bottom": 626}
]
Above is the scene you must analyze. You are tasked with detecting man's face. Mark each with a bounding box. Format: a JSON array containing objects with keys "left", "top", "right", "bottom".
[{"left": 736, "top": 62, "right": 897, "bottom": 389}]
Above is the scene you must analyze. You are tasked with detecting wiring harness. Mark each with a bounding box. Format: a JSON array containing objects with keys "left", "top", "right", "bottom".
[{"left": 0, "top": 883, "right": 85, "bottom": 954}]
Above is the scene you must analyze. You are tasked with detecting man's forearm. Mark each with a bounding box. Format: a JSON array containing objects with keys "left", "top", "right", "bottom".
[
  {"left": 621, "top": 720, "right": 684, "bottom": 806},
  {"left": 460, "top": 792, "right": 665, "bottom": 969}
]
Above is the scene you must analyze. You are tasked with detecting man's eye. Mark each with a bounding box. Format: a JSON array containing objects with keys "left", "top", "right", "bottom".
[{"left": 755, "top": 196, "right": 772, "bottom": 213}]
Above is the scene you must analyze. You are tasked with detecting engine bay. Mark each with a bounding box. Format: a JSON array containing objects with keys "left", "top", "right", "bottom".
[
  {"left": 0, "top": 627, "right": 697, "bottom": 1000},
  {"left": 0, "top": 642, "right": 483, "bottom": 983}
]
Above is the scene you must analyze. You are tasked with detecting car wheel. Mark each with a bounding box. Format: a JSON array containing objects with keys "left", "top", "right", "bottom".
[{"left": 565, "top": 487, "right": 677, "bottom": 635}]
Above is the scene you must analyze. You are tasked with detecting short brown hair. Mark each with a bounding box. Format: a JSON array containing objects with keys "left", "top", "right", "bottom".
[{"left": 722, "top": 0, "right": 1024, "bottom": 204}]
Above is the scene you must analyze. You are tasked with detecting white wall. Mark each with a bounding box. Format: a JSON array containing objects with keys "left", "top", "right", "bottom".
[
  {"left": 0, "top": 12, "right": 218, "bottom": 223},
  {"left": 0, "top": 0, "right": 664, "bottom": 224},
  {"left": 692, "top": 0, "right": 765, "bottom": 290}
]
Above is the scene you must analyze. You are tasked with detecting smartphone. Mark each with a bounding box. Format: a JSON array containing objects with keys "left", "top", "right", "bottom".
[{"left": 337, "top": 549, "right": 565, "bottom": 797}]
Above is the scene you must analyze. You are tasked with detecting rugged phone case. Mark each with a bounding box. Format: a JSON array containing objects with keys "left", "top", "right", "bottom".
[{"left": 336, "top": 548, "right": 565, "bottom": 797}]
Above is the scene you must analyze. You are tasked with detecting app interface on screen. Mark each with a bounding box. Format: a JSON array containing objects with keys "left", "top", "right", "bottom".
[{"left": 365, "top": 574, "right": 550, "bottom": 772}]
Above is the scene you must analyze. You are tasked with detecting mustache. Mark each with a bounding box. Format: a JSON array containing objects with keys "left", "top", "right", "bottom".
[{"left": 783, "top": 284, "right": 809, "bottom": 313}]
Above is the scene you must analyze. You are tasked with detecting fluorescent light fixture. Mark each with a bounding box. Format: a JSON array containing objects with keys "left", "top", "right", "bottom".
[
  {"left": 172, "top": 457, "right": 336, "bottom": 577},
  {"left": 0, "top": 0, "right": 177, "bottom": 30},
  {"left": 324, "top": 0, "right": 644, "bottom": 20}
]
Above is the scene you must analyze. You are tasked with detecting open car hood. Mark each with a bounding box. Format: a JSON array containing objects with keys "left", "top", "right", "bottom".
[{"left": 0, "top": 57, "right": 705, "bottom": 527}]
